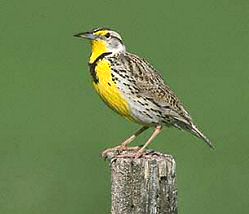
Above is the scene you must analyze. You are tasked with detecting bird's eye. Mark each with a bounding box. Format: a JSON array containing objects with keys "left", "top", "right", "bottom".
[{"left": 105, "top": 32, "right": 111, "bottom": 38}]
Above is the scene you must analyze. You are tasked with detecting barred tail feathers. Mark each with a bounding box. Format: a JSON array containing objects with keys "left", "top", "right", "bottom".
[{"left": 190, "top": 124, "right": 214, "bottom": 149}]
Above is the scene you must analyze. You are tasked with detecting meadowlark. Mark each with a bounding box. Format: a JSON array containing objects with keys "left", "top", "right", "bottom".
[{"left": 74, "top": 27, "right": 214, "bottom": 158}]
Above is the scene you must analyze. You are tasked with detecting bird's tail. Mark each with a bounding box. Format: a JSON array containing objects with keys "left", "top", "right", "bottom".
[{"left": 190, "top": 124, "right": 214, "bottom": 149}]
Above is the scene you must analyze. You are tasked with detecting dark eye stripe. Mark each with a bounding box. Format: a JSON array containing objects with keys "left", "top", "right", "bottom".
[
  {"left": 105, "top": 32, "right": 111, "bottom": 38},
  {"left": 111, "top": 35, "right": 123, "bottom": 44}
]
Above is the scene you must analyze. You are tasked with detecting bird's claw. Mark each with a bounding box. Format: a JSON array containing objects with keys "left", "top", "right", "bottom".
[
  {"left": 101, "top": 146, "right": 140, "bottom": 159},
  {"left": 116, "top": 150, "right": 144, "bottom": 159}
]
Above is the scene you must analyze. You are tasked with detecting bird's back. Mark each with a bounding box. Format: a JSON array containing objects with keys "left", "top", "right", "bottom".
[{"left": 109, "top": 52, "right": 192, "bottom": 126}]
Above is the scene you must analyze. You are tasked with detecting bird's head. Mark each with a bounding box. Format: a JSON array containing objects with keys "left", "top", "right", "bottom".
[{"left": 74, "top": 28, "right": 126, "bottom": 63}]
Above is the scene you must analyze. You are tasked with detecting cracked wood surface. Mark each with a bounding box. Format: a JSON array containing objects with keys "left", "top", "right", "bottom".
[{"left": 106, "top": 150, "right": 177, "bottom": 214}]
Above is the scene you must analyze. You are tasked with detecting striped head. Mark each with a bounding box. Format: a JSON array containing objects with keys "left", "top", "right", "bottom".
[{"left": 74, "top": 27, "right": 126, "bottom": 63}]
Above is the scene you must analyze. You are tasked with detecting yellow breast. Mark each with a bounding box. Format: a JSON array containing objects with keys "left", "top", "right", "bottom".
[{"left": 93, "top": 59, "right": 133, "bottom": 120}]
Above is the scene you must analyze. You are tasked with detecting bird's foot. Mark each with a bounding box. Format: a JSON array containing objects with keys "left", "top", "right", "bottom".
[
  {"left": 101, "top": 145, "right": 140, "bottom": 159},
  {"left": 116, "top": 152, "right": 142, "bottom": 159},
  {"left": 116, "top": 148, "right": 146, "bottom": 159}
]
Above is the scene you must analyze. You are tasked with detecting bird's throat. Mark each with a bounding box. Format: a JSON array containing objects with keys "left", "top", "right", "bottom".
[{"left": 89, "top": 40, "right": 108, "bottom": 64}]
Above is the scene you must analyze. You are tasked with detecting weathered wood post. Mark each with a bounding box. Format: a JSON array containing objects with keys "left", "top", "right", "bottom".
[{"left": 105, "top": 150, "right": 177, "bottom": 214}]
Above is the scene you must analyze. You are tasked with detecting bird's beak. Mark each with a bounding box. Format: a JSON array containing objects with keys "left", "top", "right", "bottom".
[{"left": 73, "top": 31, "right": 96, "bottom": 40}]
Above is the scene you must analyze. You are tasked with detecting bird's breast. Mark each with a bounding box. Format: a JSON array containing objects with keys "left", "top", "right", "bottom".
[{"left": 92, "top": 59, "right": 133, "bottom": 120}]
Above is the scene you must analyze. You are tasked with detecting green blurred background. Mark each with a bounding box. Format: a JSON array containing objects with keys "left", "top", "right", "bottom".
[{"left": 0, "top": 0, "right": 248, "bottom": 213}]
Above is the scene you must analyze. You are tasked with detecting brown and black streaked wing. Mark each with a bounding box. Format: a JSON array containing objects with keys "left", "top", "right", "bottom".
[{"left": 121, "top": 52, "right": 194, "bottom": 126}]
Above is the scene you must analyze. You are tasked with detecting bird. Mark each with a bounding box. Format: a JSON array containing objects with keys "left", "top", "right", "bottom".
[{"left": 74, "top": 27, "right": 214, "bottom": 158}]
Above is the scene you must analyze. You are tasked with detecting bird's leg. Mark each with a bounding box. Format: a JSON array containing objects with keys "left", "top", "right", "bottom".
[
  {"left": 117, "top": 125, "right": 163, "bottom": 159},
  {"left": 135, "top": 125, "right": 162, "bottom": 158},
  {"left": 101, "top": 126, "right": 149, "bottom": 158},
  {"left": 121, "top": 126, "right": 149, "bottom": 148}
]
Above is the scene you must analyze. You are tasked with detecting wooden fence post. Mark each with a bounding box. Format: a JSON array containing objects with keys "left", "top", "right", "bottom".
[{"left": 105, "top": 150, "right": 177, "bottom": 214}]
